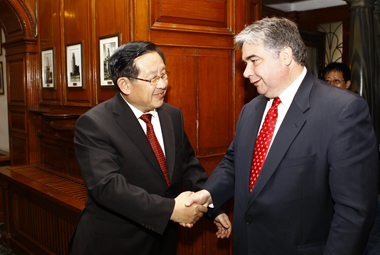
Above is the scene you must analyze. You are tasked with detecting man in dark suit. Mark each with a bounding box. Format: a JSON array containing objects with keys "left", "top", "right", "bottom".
[
  {"left": 68, "top": 41, "right": 231, "bottom": 255},
  {"left": 186, "top": 17, "right": 379, "bottom": 255}
]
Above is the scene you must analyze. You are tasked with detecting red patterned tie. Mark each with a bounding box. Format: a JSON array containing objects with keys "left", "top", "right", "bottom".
[
  {"left": 249, "top": 97, "right": 281, "bottom": 193},
  {"left": 140, "top": 114, "right": 170, "bottom": 187}
]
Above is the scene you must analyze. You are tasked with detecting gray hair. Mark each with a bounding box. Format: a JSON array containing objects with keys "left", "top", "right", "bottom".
[{"left": 235, "top": 17, "right": 306, "bottom": 65}]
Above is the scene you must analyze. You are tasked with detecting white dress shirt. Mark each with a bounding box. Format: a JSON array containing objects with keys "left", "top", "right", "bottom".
[
  {"left": 121, "top": 94, "right": 166, "bottom": 156},
  {"left": 258, "top": 67, "right": 307, "bottom": 154}
]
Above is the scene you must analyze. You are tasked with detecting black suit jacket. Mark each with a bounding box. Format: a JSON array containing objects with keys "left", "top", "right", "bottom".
[
  {"left": 68, "top": 93, "right": 208, "bottom": 255},
  {"left": 204, "top": 71, "right": 379, "bottom": 255}
]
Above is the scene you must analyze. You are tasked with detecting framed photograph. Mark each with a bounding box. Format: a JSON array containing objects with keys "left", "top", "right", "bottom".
[
  {"left": 0, "top": 31, "right": 2, "bottom": 56},
  {"left": 99, "top": 34, "right": 120, "bottom": 86},
  {"left": 0, "top": 62, "right": 4, "bottom": 95},
  {"left": 41, "top": 48, "right": 55, "bottom": 88},
  {"left": 66, "top": 42, "right": 83, "bottom": 88}
]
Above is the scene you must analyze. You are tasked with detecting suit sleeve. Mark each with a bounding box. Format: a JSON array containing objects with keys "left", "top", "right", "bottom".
[
  {"left": 74, "top": 113, "right": 174, "bottom": 235},
  {"left": 325, "top": 96, "right": 379, "bottom": 254}
]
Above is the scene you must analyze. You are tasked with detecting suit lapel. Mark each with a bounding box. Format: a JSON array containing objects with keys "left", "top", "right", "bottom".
[
  {"left": 157, "top": 105, "right": 175, "bottom": 182},
  {"left": 112, "top": 93, "right": 167, "bottom": 184},
  {"left": 247, "top": 71, "right": 314, "bottom": 208}
]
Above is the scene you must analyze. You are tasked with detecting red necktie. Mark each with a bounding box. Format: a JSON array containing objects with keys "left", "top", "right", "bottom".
[
  {"left": 249, "top": 97, "right": 281, "bottom": 193},
  {"left": 140, "top": 114, "right": 170, "bottom": 186}
]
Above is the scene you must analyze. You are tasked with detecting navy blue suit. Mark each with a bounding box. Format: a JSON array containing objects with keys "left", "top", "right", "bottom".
[{"left": 204, "top": 71, "right": 379, "bottom": 255}]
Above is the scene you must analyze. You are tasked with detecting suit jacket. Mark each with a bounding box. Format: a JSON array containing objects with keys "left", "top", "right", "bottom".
[
  {"left": 68, "top": 93, "right": 208, "bottom": 255},
  {"left": 204, "top": 71, "right": 379, "bottom": 255}
]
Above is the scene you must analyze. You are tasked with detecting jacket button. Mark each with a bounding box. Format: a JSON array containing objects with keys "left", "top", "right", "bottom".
[{"left": 246, "top": 218, "right": 252, "bottom": 224}]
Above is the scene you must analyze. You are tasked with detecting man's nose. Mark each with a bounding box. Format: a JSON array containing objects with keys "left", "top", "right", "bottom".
[{"left": 243, "top": 64, "right": 255, "bottom": 78}]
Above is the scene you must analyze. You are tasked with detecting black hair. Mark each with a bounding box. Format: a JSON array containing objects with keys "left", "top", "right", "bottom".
[
  {"left": 323, "top": 62, "right": 351, "bottom": 82},
  {"left": 108, "top": 41, "right": 165, "bottom": 91}
]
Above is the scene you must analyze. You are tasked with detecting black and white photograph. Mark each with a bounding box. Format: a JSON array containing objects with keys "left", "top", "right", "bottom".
[
  {"left": 99, "top": 35, "right": 119, "bottom": 86},
  {"left": 66, "top": 42, "right": 83, "bottom": 88},
  {"left": 41, "top": 48, "right": 54, "bottom": 88},
  {"left": 0, "top": 62, "right": 3, "bottom": 95}
]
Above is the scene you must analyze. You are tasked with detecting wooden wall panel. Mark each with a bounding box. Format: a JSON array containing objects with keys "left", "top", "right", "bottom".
[
  {"left": 8, "top": 58, "right": 26, "bottom": 106},
  {"left": 39, "top": 0, "right": 62, "bottom": 105},
  {"left": 39, "top": 1, "right": 54, "bottom": 53},
  {"left": 10, "top": 136, "right": 27, "bottom": 166},
  {"left": 9, "top": 110, "right": 26, "bottom": 133},
  {"left": 63, "top": 0, "right": 91, "bottom": 106},
  {"left": 38, "top": 114, "right": 80, "bottom": 178},
  {"left": 160, "top": 47, "right": 197, "bottom": 149},
  {"left": 42, "top": 141, "right": 64, "bottom": 172},
  {"left": 154, "top": 0, "right": 227, "bottom": 26},
  {"left": 5, "top": 182, "right": 78, "bottom": 255},
  {"left": 160, "top": 47, "right": 234, "bottom": 158},
  {"left": 0, "top": 0, "right": 24, "bottom": 39},
  {"left": 150, "top": 0, "right": 234, "bottom": 35},
  {"left": 197, "top": 49, "right": 233, "bottom": 156}
]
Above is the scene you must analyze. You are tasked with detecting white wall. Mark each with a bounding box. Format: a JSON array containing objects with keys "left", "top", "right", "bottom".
[{"left": 0, "top": 28, "right": 9, "bottom": 152}]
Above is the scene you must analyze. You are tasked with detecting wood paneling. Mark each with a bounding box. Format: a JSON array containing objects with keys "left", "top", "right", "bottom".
[
  {"left": 161, "top": 47, "right": 198, "bottom": 148},
  {"left": 0, "top": 166, "right": 84, "bottom": 255},
  {"left": 9, "top": 110, "right": 26, "bottom": 133},
  {"left": 63, "top": 0, "right": 91, "bottom": 106},
  {"left": 161, "top": 47, "right": 234, "bottom": 157},
  {"left": 0, "top": 0, "right": 24, "bottom": 39},
  {"left": 198, "top": 49, "right": 233, "bottom": 156},
  {"left": 39, "top": 0, "right": 62, "bottom": 105},
  {"left": 10, "top": 136, "right": 27, "bottom": 166},
  {"left": 8, "top": 58, "right": 26, "bottom": 106},
  {"left": 151, "top": 0, "right": 230, "bottom": 30},
  {"left": 0, "top": 0, "right": 36, "bottom": 40}
]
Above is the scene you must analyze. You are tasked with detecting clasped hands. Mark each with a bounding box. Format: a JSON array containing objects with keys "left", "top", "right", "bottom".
[{"left": 170, "top": 190, "right": 231, "bottom": 238}]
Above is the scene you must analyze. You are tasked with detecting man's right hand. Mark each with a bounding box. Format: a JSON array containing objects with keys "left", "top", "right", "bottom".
[
  {"left": 185, "top": 189, "right": 212, "bottom": 208},
  {"left": 170, "top": 191, "right": 208, "bottom": 225}
]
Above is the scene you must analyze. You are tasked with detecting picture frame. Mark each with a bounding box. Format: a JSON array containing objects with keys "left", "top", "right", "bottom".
[
  {"left": 41, "top": 48, "right": 55, "bottom": 88},
  {"left": 0, "top": 31, "right": 2, "bottom": 56},
  {"left": 0, "top": 62, "right": 4, "bottom": 95},
  {"left": 99, "top": 34, "right": 120, "bottom": 86},
  {"left": 66, "top": 42, "right": 83, "bottom": 88}
]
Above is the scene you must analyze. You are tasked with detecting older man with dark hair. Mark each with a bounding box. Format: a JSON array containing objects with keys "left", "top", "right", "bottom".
[
  {"left": 67, "top": 41, "right": 230, "bottom": 255},
  {"left": 187, "top": 17, "right": 378, "bottom": 255}
]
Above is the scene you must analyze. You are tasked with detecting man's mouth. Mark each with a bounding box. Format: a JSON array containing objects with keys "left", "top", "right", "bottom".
[
  {"left": 154, "top": 90, "right": 166, "bottom": 98},
  {"left": 251, "top": 79, "right": 261, "bottom": 86}
]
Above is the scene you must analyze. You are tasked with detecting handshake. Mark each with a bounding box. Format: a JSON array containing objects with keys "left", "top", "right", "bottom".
[{"left": 170, "top": 190, "right": 231, "bottom": 239}]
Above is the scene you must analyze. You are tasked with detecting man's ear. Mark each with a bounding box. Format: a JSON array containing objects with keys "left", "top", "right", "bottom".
[
  {"left": 117, "top": 77, "right": 131, "bottom": 95},
  {"left": 280, "top": 46, "right": 293, "bottom": 66},
  {"left": 345, "top": 80, "right": 351, "bottom": 89}
]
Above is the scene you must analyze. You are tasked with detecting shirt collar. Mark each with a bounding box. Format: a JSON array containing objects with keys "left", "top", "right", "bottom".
[
  {"left": 277, "top": 66, "right": 307, "bottom": 110},
  {"left": 120, "top": 93, "right": 158, "bottom": 120}
]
